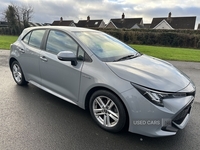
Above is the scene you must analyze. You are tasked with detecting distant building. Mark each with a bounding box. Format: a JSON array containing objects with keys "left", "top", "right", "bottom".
[
  {"left": 106, "top": 13, "right": 143, "bottom": 29},
  {"left": 76, "top": 16, "right": 105, "bottom": 28},
  {"left": 28, "top": 22, "right": 43, "bottom": 27},
  {"left": 51, "top": 17, "right": 76, "bottom": 26},
  {"left": 197, "top": 24, "right": 200, "bottom": 30},
  {"left": 143, "top": 23, "right": 151, "bottom": 29},
  {"left": 131, "top": 23, "right": 145, "bottom": 29},
  {"left": 0, "top": 21, "right": 49, "bottom": 28},
  {"left": 42, "top": 23, "right": 51, "bottom": 26},
  {"left": 150, "top": 12, "right": 196, "bottom": 30},
  {"left": 0, "top": 21, "right": 8, "bottom": 27}
]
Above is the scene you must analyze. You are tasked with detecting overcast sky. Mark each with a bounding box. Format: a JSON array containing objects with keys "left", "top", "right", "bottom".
[{"left": 0, "top": 0, "right": 200, "bottom": 29}]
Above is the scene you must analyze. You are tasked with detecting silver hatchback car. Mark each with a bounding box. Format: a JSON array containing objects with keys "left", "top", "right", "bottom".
[{"left": 9, "top": 26, "right": 195, "bottom": 137}]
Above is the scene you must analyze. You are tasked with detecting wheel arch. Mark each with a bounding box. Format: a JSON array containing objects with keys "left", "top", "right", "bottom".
[
  {"left": 84, "top": 86, "right": 130, "bottom": 130},
  {"left": 9, "top": 57, "right": 18, "bottom": 69},
  {"left": 9, "top": 57, "right": 28, "bottom": 85}
]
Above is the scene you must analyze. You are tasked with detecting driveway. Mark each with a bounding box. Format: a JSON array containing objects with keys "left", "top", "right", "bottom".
[{"left": 0, "top": 50, "right": 200, "bottom": 150}]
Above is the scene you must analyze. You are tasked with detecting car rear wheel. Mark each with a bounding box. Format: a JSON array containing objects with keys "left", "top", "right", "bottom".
[
  {"left": 11, "top": 61, "right": 28, "bottom": 86},
  {"left": 89, "top": 90, "right": 126, "bottom": 132}
]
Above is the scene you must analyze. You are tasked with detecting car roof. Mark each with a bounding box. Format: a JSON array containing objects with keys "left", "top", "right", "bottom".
[
  {"left": 19, "top": 26, "right": 100, "bottom": 41},
  {"left": 24, "top": 26, "right": 97, "bottom": 32}
]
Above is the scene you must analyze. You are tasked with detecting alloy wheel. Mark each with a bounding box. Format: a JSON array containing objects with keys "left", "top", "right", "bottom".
[
  {"left": 92, "top": 96, "right": 119, "bottom": 127},
  {"left": 12, "top": 64, "right": 22, "bottom": 83}
]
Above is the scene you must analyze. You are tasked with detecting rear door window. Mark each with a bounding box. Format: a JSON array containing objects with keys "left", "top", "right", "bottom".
[{"left": 24, "top": 30, "right": 45, "bottom": 49}]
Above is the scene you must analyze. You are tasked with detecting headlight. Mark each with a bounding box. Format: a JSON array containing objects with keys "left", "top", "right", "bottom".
[{"left": 131, "top": 83, "right": 187, "bottom": 107}]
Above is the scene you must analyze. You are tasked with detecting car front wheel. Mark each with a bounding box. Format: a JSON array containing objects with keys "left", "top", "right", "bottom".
[
  {"left": 89, "top": 90, "right": 127, "bottom": 132},
  {"left": 11, "top": 61, "right": 28, "bottom": 86}
]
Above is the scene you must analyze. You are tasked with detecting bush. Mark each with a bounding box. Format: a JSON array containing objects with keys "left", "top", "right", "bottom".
[{"left": 96, "top": 28, "right": 200, "bottom": 49}]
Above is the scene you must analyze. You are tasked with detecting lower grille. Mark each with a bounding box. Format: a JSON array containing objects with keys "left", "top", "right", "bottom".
[{"left": 173, "top": 101, "right": 193, "bottom": 125}]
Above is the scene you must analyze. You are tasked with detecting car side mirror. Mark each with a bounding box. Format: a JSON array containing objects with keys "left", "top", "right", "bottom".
[{"left": 57, "top": 51, "right": 77, "bottom": 66}]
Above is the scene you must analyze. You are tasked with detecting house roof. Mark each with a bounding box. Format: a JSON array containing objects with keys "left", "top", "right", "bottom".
[
  {"left": 35, "top": 23, "right": 42, "bottom": 26},
  {"left": 110, "top": 18, "right": 143, "bottom": 28},
  {"left": 51, "top": 20, "right": 75, "bottom": 26},
  {"left": 28, "top": 22, "right": 37, "bottom": 26},
  {"left": 150, "top": 16, "right": 196, "bottom": 29},
  {"left": 76, "top": 20, "right": 103, "bottom": 27}
]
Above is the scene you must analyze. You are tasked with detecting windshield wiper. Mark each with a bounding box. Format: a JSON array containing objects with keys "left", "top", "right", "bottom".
[{"left": 114, "top": 54, "right": 137, "bottom": 62}]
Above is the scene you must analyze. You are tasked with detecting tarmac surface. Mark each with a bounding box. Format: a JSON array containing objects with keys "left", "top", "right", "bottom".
[{"left": 0, "top": 50, "right": 200, "bottom": 150}]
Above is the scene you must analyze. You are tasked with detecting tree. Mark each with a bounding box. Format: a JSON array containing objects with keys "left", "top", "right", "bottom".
[
  {"left": 3, "top": 3, "right": 34, "bottom": 35},
  {"left": 12, "top": 4, "right": 22, "bottom": 32},
  {"left": 21, "top": 5, "right": 33, "bottom": 28},
  {"left": 5, "top": 5, "right": 17, "bottom": 31}
]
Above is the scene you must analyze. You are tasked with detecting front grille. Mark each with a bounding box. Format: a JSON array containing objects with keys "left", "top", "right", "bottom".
[{"left": 173, "top": 101, "right": 193, "bottom": 125}]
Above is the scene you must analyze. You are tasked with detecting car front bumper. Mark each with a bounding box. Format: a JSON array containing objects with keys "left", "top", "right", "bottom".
[{"left": 121, "top": 87, "right": 195, "bottom": 137}]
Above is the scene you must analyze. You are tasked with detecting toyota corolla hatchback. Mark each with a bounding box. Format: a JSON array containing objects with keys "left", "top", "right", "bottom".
[{"left": 9, "top": 26, "right": 196, "bottom": 137}]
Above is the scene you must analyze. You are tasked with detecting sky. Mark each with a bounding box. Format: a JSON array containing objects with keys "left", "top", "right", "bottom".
[{"left": 0, "top": 0, "right": 200, "bottom": 29}]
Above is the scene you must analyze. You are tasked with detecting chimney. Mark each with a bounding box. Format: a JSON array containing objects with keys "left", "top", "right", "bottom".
[
  {"left": 59, "top": 17, "right": 63, "bottom": 25},
  {"left": 122, "top": 13, "right": 125, "bottom": 19},
  {"left": 87, "top": 16, "right": 90, "bottom": 22},
  {"left": 167, "top": 12, "right": 172, "bottom": 22},
  {"left": 60, "top": 17, "right": 63, "bottom": 22}
]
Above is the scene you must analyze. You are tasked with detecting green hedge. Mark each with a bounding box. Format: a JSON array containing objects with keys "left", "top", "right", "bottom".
[
  {"left": 0, "top": 27, "right": 21, "bottom": 35},
  {"left": 95, "top": 28, "right": 200, "bottom": 49},
  {"left": 1, "top": 26, "right": 200, "bottom": 49}
]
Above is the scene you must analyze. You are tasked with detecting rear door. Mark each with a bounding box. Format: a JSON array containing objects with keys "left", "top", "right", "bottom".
[
  {"left": 19, "top": 29, "right": 46, "bottom": 84},
  {"left": 40, "top": 30, "right": 84, "bottom": 102}
]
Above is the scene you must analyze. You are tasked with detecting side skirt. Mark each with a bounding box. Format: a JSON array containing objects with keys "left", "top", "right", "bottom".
[{"left": 29, "top": 80, "right": 78, "bottom": 106}]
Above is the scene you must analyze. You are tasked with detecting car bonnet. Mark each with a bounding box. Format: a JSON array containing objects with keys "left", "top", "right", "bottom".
[{"left": 106, "top": 55, "right": 190, "bottom": 92}]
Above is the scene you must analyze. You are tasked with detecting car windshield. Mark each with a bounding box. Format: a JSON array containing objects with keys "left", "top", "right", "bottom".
[{"left": 73, "top": 31, "right": 139, "bottom": 62}]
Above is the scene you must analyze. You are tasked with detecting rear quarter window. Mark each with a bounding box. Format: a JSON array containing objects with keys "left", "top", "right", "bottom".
[{"left": 23, "top": 32, "right": 31, "bottom": 44}]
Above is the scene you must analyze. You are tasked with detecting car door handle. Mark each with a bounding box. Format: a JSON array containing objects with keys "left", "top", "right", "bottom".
[
  {"left": 18, "top": 48, "right": 25, "bottom": 53},
  {"left": 40, "top": 56, "right": 48, "bottom": 62}
]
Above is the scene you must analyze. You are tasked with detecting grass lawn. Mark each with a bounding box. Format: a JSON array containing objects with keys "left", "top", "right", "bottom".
[
  {"left": 0, "top": 35, "right": 200, "bottom": 62},
  {"left": 0, "top": 35, "right": 18, "bottom": 50},
  {"left": 130, "top": 44, "right": 200, "bottom": 62}
]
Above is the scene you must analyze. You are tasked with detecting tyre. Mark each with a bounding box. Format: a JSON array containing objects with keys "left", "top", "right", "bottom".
[
  {"left": 11, "top": 61, "right": 28, "bottom": 86},
  {"left": 89, "top": 90, "right": 127, "bottom": 132}
]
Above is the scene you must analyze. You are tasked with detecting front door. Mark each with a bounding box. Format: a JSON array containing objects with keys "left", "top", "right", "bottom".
[{"left": 40, "top": 30, "right": 84, "bottom": 102}]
